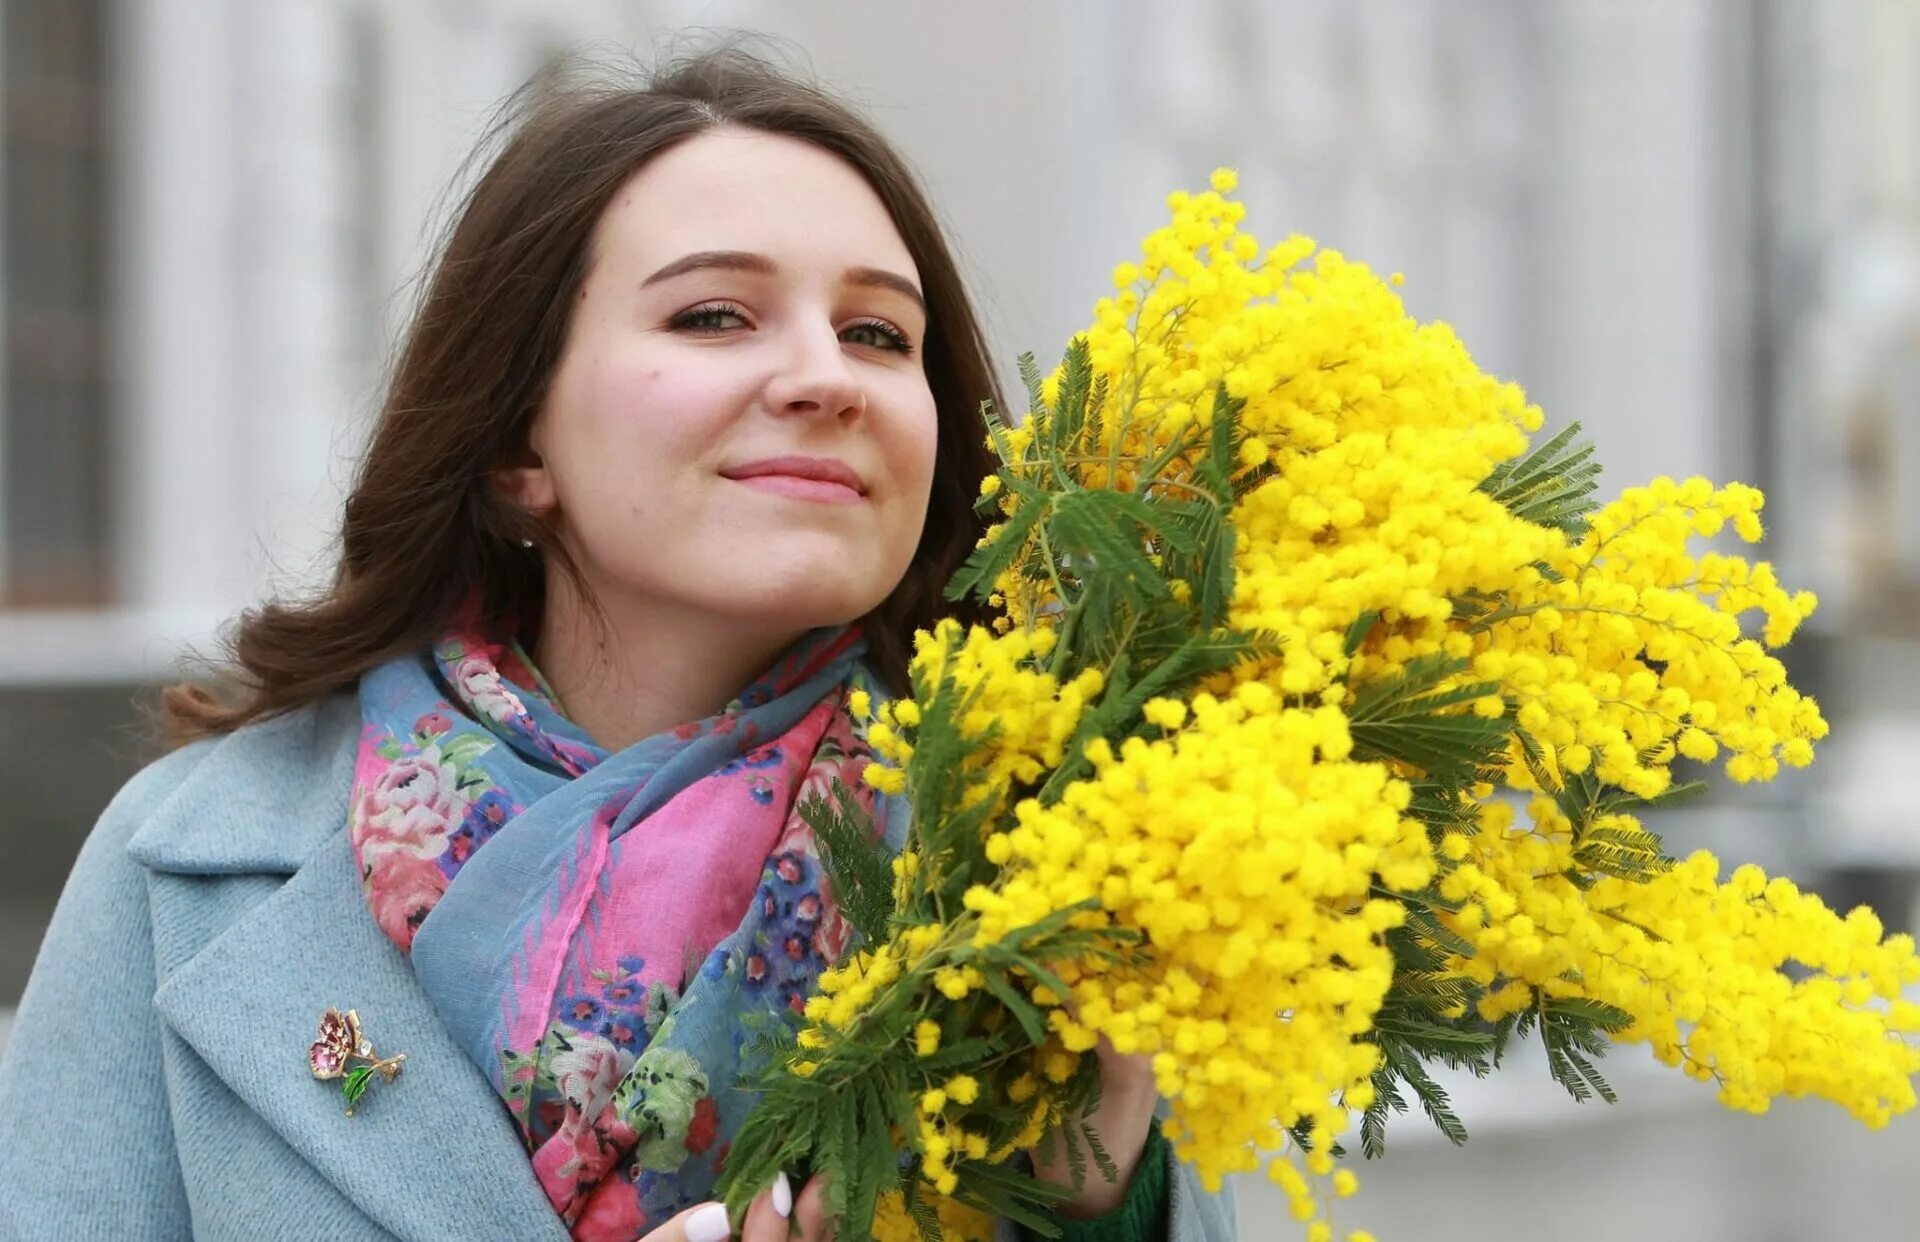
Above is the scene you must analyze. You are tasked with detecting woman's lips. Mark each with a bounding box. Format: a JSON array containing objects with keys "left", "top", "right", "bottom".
[
  {"left": 728, "top": 475, "right": 867, "bottom": 504},
  {"left": 720, "top": 454, "right": 867, "bottom": 503}
]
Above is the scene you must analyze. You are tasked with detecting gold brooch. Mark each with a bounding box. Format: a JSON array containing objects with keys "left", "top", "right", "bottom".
[{"left": 308, "top": 1007, "right": 406, "bottom": 1116}]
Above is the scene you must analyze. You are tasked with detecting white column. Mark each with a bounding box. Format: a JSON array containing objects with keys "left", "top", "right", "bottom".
[
  {"left": 370, "top": 0, "right": 463, "bottom": 357},
  {"left": 233, "top": 0, "right": 359, "bottom": 602},
  {"left": 368, "top": 0, "right": 562, "bottom": 357},
  {"left": 1433, "top": 1, "right": 1540, "bottom": 384},
  {"left": 1532, "top": 0, "right": 1723, "bottom": 486},
  {"left": 111, "top": 0, "right": 252, "bottom": 617},
  {"left": 1861, "top": 0, "right": 1920, "bottom": 579}
]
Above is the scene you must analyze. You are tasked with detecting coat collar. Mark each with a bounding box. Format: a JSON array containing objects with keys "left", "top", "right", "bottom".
[
  {"left": 126, "top": 693, "right": 363, "bottom": 875},
  {"left": 127, "top": 695, "right": 570, "bottom": 1241}
]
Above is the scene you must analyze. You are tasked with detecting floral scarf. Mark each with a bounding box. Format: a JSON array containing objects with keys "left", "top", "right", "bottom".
[{"left": 348, "top": 623, "right": 893, "bottom": 1238}]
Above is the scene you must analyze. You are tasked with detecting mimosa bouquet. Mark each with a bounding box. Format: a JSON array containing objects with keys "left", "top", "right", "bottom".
[{"left": 712, "top": 169, "right": 1920, "bottom": 1241}]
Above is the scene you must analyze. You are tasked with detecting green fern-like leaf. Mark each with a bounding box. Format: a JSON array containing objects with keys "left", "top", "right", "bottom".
[
  {"left": 1049, "top": 490, "right": 1168, "bottom": 602},
  {"left": 1082, "top": 1123, "right": 1120, "bottom": 1186},
  {"left": 1016, "top": 350, "right": 1048, "bottom": 417},
  {"left": 1194, "top": 389, "right": 1247, "bottom": 626},
  {"left": 1478, "top": 421, "right": 1603, "bottom": 536},
  {"left": 1062, "top": 1116, "right": 1088, "bottom": 1192},
  {"left": 1372, "top": 1015, "right": 1497, "bottom": 1058},
  {"left": 1047, "top": 337, "right": 1097, "bottom": 466},
  {"left": 904, "top": 1177, "right": 945, "bottom": 1242},
  {"left": 945, "top": 472, "right": 1052, "bottom": 604},
  {"left": 1547, "top": 1042, "right": 1617, "bottom": 1105},
  {"left": 1101, "top": 488, "right": 1202, "bottom": 557},
  {"left": 1343, "top": 610, "right": 1381, "bottom": 658},
  {"left": 849, "top": 1078, "right": 895, "bottom": 1237},
  {"left": 1388, "top": 971, "right": 1478, "bottom": 1004},
  {"left": 981, "top": 970, "right": 1049, "bottom": 1046},
  {"left": 1348, "top": 654, "right": 1512, "bottom": 783},
  {"left": 1537, "top": 992, "right": 1633, "bottom": 1105},
  {"left": 1573, "top": 819, "right": 1676, "bottom": 882},
  {"left": 949, "top": 1156, "right": 1070, "bottom": 1234},
  {"left": 1359, "top": 1066, "right": 1407, "bottom": 1158},
  {"left": 1544, "top": 995, "right": 1636, "bottom": 1032},
  {"left": 803, "top": 778, "right": 896, "bottom": 951},
  {"left": 1387, "top": 1047, "right": 1471, "bottom": 1146}
]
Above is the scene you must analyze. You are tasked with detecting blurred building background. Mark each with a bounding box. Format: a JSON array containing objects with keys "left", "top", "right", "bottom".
[{"left": 3, "top": 0, "right": 1919, "bottom": 1236}]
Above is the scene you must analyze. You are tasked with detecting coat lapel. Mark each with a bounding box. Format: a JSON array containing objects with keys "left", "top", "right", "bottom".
[{"left": 132, "top": 697, "right": 570, "bottom": 1242}]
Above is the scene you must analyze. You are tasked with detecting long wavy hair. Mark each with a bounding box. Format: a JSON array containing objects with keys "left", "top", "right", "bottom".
[{"left": 163, "top": 40, "right": 1003, "bottom": 745}]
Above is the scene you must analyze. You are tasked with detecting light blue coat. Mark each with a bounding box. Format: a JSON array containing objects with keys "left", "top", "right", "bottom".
[{"left": 0, "top": 695, "right": 1237, "bottom": 1241}]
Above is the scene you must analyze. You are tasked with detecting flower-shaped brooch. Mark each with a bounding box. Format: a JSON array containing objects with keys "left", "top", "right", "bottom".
[{"left": 308, "top": 1007, "right": 406, "bottom": 1117}]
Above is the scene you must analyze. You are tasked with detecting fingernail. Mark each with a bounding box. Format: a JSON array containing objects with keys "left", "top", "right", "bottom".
[
  {"left": 772, "top": 1170, "right": 793, "bottom": 1218},
  {"left": 686, "top": 1201, "right": 731, "bottom": 1242}
]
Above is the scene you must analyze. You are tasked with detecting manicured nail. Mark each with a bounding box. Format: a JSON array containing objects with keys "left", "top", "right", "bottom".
[
  {"left": 686, "top": 1201, "right": 731, "bottom": 1242},
  {"left": 772, "top": 1170, "right": 793, "bottom": 1218}
]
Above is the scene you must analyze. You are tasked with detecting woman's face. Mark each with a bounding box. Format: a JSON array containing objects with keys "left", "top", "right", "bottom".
[{"left": 512, "top": 127, "right": 938, "bottom": 641}]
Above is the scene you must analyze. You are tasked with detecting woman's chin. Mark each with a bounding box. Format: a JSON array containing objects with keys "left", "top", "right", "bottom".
[
  {"left": 706, "top": 580, "right": 891, "bottom": 635},
  {"left": 730, "top": 552, "right": 901, "bottom": 615}
]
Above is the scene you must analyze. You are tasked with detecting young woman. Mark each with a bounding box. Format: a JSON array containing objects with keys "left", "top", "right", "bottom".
[{"left": 0, "top": 45, "right": 1237, "bottom": 1242}]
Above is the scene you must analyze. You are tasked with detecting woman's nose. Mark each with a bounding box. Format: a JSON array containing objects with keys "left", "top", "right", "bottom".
[{"left": 764, "top": 323, "right": 867, "bottom": 422}]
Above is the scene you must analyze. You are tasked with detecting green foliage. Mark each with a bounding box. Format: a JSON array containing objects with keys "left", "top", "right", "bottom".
[
  {"left": 1388, "top": 1043, "right": 1471, "bottom": 1145},
  {"left": 1342, "top": 610, "right": 1381, "bottom": 658},
  {"left": 947, "top": 343, "right": 1254, "bottom": 662},
  {"left": 1345, "top": 722, "right": 1673, "bottom": 1155},
  {"left": 903, "top": 1167, "right": 947, "bottom": 1242},
  {"left": 1511, "top": 729, "right": 1686, "bottom": 886},
  {"left": 946, "top": 468, "right": 1052, "bottom": 603},
  {"left": 1513, "top": 994, "right": 1635, "bottom": 1104},
  {"left": 1477, "top": 421, "right": 1602, "bottom": 536},
  {"left": 1360, "top": 948, "right": 1495, "bottom": 1158},
  {"left": 1573, "top": 819, "right": 1675, "bottom": 884},
  {"left": 1358, "top": 1070, "right": 1403, "bottom": 1159},
  {"left": 1347, "top": 654, "right": 1511, "bottom": 786},
  {"left": 803, "top": 777, "right": 898, "bottom": 948}
]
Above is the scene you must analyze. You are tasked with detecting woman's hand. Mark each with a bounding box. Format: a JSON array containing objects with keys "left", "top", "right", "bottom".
[
  {"left": 650, "top": 1170, "right": 836, "bottom": 1241},
  {"left": 1026, "top": 1030, "right": 1161, "bottom": 1219},
  {"left": 741, "top": 1169, "right": 837, "bottom": 1241}
]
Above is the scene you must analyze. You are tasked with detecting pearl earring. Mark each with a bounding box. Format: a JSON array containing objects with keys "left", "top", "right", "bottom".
[{"left": 520, "top": 538, "right": 535, "bottom": 549}]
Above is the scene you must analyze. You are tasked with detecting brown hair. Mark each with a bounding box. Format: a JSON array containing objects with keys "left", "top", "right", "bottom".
[{"left": 163, "top": 38, "right": 1001, "bottom": 744}]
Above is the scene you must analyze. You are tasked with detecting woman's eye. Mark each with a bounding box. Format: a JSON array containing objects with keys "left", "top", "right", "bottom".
[
  {"left": 671, "top": 303, "right": 747, "bottom": 332},
  {"left": 670, "top": 304, "right": 913, "bottom": 356},
  {"left": 845, "top": 320, "right": 914, "bottom": 355}
]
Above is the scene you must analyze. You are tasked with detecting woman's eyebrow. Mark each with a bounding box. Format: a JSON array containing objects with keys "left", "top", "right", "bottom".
[{"left": 640, "top": 249, "right": 925, "bottom": 314}]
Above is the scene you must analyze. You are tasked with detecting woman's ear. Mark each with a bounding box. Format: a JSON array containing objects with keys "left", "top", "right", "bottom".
[{"left": 493, "top": 441, "right": 558, "bottom": 516}]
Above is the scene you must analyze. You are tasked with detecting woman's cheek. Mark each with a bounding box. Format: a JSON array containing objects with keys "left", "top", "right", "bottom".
[{"left": 896, "top": 392, "right": 939, "bottom": 489}]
